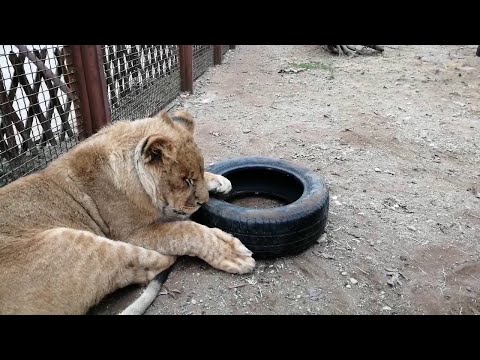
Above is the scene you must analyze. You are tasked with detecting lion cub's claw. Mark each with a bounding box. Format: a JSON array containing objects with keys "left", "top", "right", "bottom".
[{"left": 209, "top": 228, "right": 255, "bottom": 274}]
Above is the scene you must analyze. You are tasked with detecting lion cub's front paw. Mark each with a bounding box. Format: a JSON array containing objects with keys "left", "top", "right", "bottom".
[
  {"left": 208, "top": 228, "right": 255, "bottom": 274},
  {"left": 208, "top": 174, "right": 232, "bottom": 194}
]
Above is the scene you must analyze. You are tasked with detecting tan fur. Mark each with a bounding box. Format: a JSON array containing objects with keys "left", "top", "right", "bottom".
[{"left": 0, "top": 111, "right": 254, "bottom": 315}]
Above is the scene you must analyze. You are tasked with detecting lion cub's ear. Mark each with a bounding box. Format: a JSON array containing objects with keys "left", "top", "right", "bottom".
[
  {"left": 171, "top": 110, "right": 195, "bottom": 134},
  {"left": 157, "top": 111, "right": 195, "bottom": 134},
  {"left": 141, "top": 134, "right": 177, "bottom": 165},
  {"left": 158, "top": 111, "right": 175, "bottom": 126}
]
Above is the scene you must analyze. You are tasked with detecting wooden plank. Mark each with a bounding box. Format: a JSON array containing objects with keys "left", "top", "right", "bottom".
[{"left": 8, "top": 51, "right": 56, "bottom": 146}]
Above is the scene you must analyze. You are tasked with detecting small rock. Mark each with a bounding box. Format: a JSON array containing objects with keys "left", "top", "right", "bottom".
[
  {"left": 400, "top": 255, "right": 408, "bottom": 261},
  {"left": 191, "top": 299, "right": 197, "bottom": 305},
  {"left": 317, "top": 233, "right": 327, "bottom": 244},
  {"left": 307, "top": 288, "right": 321, "bottom": 300},
  {"left": 345, "top": 284, "right": 351, "bottom": 289},
  {"left": 407, "top": 225, "right": 417, "bottom": 231},
  {"left": 320, "top": 252, "right": 335, "bottom": 260},
  {"left": 374, "top": 167, "right": 381, "bottom": 172},
  {"left": 341, "top": 271, "right": 348, "bottom": 276},
  {"left": 243, "top": 129, "right": 251, "bottom": 134},
  {"left": 350, "top": 278, "right": 358, "bottom": 285},
  {"left": 382, "top": 306, "right": 392, "bottom": 311},
  {"left": 466, "top": 287, "right": 472, "bottom": 292},
  {"left": 473, "top": 186, "right": 480, "bottom": 199}
]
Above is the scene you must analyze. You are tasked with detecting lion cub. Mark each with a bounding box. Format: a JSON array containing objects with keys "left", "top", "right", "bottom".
[{"left": 0, "top": 111, "right": 255, "bottom": 314}]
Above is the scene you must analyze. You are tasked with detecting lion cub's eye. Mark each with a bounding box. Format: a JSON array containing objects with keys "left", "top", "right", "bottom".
[{"left": 185, "top": 178, "right": 194, "bottom": 187}]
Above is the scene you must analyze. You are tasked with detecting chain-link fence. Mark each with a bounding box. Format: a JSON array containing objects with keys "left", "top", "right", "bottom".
[
  {"left": 102, "top": 45, "right": 181, "bottom": 121},
  {"left": 0, "top": 45, "right": 82, "bottom": 187}
]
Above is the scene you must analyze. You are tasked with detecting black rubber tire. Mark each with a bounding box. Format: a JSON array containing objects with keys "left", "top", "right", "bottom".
[{"left": 192, "top": 157, "right": 329, "bottom": 258}]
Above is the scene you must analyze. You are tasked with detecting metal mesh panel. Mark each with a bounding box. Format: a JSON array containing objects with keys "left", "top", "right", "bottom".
[
  {"left": 193, "top": 45, "right": 213, "bottom": 80},
  {"left": 0, "top": 45, "right": 82, "bottom": 187},
  {"left": 102, "top": 45, "right": 181, "bottom": 121}
]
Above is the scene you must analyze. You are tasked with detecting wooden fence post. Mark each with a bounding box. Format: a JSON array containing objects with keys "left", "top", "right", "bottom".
[
  {"left": 213, "top": 45, "right": 223, "bottom": 65},
  {"left": 67, "top": 45, "right": 111, "bottom": 137},
  {"left": 67, "top": 45, "right": 93, "bottom": 139},
  {"left": 80, "top": 45, "right": 111, "bottom": 134},
  {"left": 178, "top": 45, "right": 193, "bottom": 93}
]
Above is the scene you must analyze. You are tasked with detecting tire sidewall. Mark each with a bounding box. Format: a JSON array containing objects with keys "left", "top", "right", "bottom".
[{"left": 201, "top": 156, "right": 329, "bottom": 228}]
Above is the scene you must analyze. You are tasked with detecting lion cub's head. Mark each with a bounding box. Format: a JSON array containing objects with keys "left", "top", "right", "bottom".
[{"left": 131, "top": 111, "right": 209, "bottom": 219}]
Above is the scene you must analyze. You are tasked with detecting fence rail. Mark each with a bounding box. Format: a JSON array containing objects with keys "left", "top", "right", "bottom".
[{"left": 0, "top": 45, "right": 234, "bottom": 187}]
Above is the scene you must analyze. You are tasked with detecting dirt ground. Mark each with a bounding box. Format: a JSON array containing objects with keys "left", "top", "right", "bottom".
[{"left": 93, "top": 45, "right": 480, "bottom": 315}]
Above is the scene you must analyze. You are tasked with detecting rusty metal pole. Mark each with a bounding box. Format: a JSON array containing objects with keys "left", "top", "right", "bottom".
[
  {"left": 66, "top": 45, "right": 93, "bottom": 139},
  {"left": 80, "top": 45, "right": 111, "bottom": 134},
  {"left": 178, "top": 45, "right": 193, "bottom": 93},
  {"left": 229, "top": 45, "right": 236, "bottom": 50},
  {"left": 213, "top": 45, "right": 223, "bottom": 65}
]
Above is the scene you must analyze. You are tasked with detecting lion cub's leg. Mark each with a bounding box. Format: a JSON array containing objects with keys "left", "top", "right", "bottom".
[
  {"left": 0, "top": 228, "right": 175, "bottom": 315},
  {"left": 204, "top": 171, "right": 232, "bottom": 194},
  {"left": 129, "top": 221, "right": 255, "bottom": 275}
]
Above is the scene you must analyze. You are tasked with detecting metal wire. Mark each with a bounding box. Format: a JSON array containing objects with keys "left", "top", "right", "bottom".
[
  {"left": 0, "top": 45, "right": 83, "bottom": 187},
  {"left": 101, "top": 45, "right": 181, "bottom": 121},
  {"left": 0, "top": 45, "right": 233, "bottom": 187},
  {"left": 193, "top": 45, "right": 214, "bottom": 80}
]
